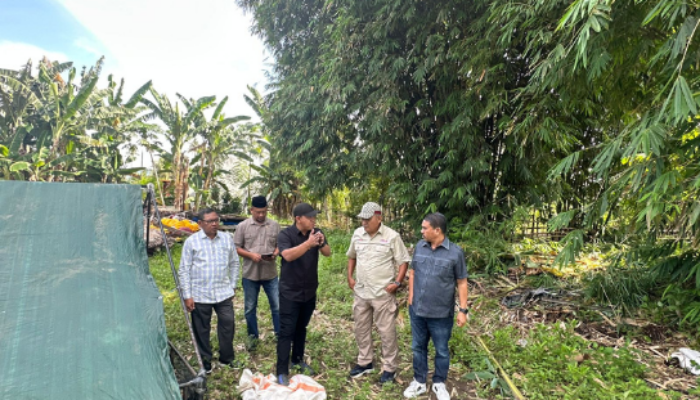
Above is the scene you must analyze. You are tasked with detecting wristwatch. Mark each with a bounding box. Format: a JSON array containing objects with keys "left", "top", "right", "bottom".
[
  {"left": 458, "top": 307, "right": 469, "bottom": 315},
  {"left": 393, "top": 280, "right": 401, "bottom": 287}
]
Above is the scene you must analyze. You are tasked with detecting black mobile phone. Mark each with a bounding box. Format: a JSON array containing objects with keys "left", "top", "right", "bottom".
[{"left": 261, "top": 254, "right": 274, "bottom": 261}]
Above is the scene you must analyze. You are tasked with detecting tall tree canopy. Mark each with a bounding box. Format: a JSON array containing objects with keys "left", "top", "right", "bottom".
[
  {"left": 238, "top": 0, "right": 591, "bottom": 221},
  {"left": 240, "top": 0, "right": 700, "bottom": 287},
  {"left": 240, "top": 0, "right": 700, "bottom": 229}
]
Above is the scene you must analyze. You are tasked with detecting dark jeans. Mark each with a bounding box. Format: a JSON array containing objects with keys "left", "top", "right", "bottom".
[
  {"left": 409, "top": 305, "right": 454, "bottom": 384},
  {"left": 276, "top": 295, "right": 316, "bottom": 375},
  {"left": 242, "top": 277, "right": 280, "bottom": 338},
  {"left": 191, "top": 298, "right": 235, "bottom": 366}
]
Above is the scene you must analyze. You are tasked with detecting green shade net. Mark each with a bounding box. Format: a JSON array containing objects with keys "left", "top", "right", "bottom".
[{"left": 0, "top": 182, "right": 180, "bottom": 400}]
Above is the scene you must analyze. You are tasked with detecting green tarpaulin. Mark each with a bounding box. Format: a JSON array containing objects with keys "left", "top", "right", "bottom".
[{"left": 0, "top": 182, "right": 180, "bottom": 400}]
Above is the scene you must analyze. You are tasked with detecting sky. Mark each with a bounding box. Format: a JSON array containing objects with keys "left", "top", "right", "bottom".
[{"left": 0, "top": 0, "right": 270, "bottom": 119}]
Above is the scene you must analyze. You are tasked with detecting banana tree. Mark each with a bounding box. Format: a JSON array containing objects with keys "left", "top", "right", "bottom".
[
  {"left": 0, "top": 58, "right": 153, "bottom": 182},
  {"left": 191, "top": 96, "right": 251, "bottom": 208},
  {"left": 242, "top": 85, "right": 301, "bottom": 216},
  {"left": 141, "top": 89, "right": 216, "bottom": 209}
]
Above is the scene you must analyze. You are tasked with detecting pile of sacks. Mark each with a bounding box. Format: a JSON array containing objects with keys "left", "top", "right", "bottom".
[{"left": 237, "top": 369, "right": 326, "bottom": 400}]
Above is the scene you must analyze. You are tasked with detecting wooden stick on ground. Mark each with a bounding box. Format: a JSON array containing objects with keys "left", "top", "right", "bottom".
[{"left": 474, "top": 336, "right": 526, "bottom": 400}]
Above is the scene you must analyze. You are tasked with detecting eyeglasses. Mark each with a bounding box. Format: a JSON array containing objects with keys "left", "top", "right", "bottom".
[{"left": 201, "top": 218, "right": 220, "bottom": 224}]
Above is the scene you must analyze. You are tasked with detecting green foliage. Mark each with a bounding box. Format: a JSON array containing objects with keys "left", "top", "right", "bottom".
[
  {"left": 454, "top": 323, "right": 668, "bottom": 399},
  {"left": 650, "top": 284, "right": 700, "bottom": 328},
  {"left": 220, "top": 192, "right": 243, "bottom": 215},
  {"left": 584, "top": 265, "right": 658, "bottom": 315},
  {"left": 537, "top": 1, "right": 700, "bottom": 293},
  {"left": 0, "top": 58, "right": 151, "bottom": 182},
  {"left": 237, "top": 0, "right": 700, "bottom": 323},
  {"left": 241, "top": 86, "right": 301, "bottom": 218},
  {"left": 450, "top": 215, "right": 522, "bottom": 275},
  {"left": 238, "top": 0, "right": 570, "bottom": 223},
  {"left": 149, "top": 231, "right": 690, "bottom": 399}
]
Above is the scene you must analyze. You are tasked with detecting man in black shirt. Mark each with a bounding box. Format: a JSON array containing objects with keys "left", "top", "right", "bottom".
[{"left": 276, "top": 203, "right": 332, "bottom": 385}]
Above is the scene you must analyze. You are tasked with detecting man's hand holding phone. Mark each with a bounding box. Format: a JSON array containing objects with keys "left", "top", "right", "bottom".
[{"left": 315, "top": 231, "right": 325, "bottom": 246}]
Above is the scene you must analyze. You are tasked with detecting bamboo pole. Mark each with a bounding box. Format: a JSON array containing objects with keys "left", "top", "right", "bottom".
[{"left": 474, "top": 336, "right": 526, "bottom": 400}]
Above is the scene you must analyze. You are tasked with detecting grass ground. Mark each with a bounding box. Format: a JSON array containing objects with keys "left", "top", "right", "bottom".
[{"left": 149, "top": 231, "right": 700, "bottom": 399}]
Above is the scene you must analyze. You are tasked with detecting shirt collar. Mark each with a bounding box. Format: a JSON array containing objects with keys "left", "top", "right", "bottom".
[
  {"left": 197, "top": 229, "right": 220, "bottom": 241},
  {"left": 361, "top": 223, "right": 385, "bottom": 237},
  {"left": 290, "top": 223, "right": 307, "bottom": 236},
  {"left": 250, "top": 217, "right": 269, "bottom": 226},
  {"left": 421, "top": 237, "right": 450, "bottom": 250}
]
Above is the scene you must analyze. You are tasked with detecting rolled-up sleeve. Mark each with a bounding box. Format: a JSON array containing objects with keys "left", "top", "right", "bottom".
[
  {"left": 392, "top": 236, "right": 411, "bottom": 266},
  {"left": 229, "top": 238, "right": 240, "bottom": 292},
  {"left": 454, "top": 248, "right": 468, "bottom": 279},
  {"left": 179, "top": 239, "right": 193, "bottom": 299}
]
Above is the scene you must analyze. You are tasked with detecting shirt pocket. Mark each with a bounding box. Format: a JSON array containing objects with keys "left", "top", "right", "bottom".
[
  {"left": 412, "top": 254, "right": 428, "bottom": 269},
  {"left": 373, "top": 246, "right": 390, "bottom": 254},
  {"left": 244, "top": 233, "right": 258, "bottom": 247},
  {"left": 427, "top": 258, "right": 452, "bottom": 277}
]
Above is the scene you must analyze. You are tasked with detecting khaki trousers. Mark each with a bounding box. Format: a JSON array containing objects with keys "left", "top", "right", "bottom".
[{"left": 353, "top": 293, "right": 399, "bottom": 372}]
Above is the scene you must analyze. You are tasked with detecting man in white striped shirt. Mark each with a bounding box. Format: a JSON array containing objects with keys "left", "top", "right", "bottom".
[{"left": 179, "top": 208, "right": 240, "bottom": 373}]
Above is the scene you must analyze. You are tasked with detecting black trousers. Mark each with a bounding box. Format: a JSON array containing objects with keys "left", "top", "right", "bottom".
[
  {"left": 276, "top": 295, "right": 316, "bottom": 375},
  {"left": 191, "top": 298, "right": 235, "bottom": 366}
]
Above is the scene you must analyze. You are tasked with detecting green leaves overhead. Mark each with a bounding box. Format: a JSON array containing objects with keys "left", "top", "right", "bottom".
[
  {"left": 240, "top": 0, "right": 573, "bottom": 219},
  {"left": 240, "top": 0, "right": 700, "bottom": 292},
  {"left": 0, "top": 58, "right": 155, "bottom": 182}
]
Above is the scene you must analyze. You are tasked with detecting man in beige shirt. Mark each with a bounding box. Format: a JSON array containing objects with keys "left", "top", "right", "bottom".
[
  {"left": 346, "top": 202, "right": 411, "bottom": 384},
  {"left": 234, "top": 196, "right": 281, "bottom": 349}
]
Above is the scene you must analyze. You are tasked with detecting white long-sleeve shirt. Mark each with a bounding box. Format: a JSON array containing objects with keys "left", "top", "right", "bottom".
[{"left": 178, "top": 230, "right": 239, "bottom": 303}]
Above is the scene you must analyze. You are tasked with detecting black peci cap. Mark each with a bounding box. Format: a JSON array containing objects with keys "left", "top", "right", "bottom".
[{"left": 251, "top": 195, "right": 267, "bottom": 208}]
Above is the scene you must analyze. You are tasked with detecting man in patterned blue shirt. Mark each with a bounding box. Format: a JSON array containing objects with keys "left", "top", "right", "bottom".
[
  {"left": 404, "top": 213, "right": 469, "bottom": 400},
  {"left": 179, "top": 208, "right": 240, "bottom": 373}
]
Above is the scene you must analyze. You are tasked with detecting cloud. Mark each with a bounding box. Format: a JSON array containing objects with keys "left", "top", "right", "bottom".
[
  {"left": 0, "top": 41, "right": 69, "bottom": 69},
  {"left": 56, "top": 0, "right": 269, "bottom": 119},
  {"left": 73, "top": 37, "right": 102, "bottom": 57}
]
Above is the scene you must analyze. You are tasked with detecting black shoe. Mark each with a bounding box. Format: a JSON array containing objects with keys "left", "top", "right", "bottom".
[
  {"left": 292, "top": 362, "right": 315, "bottom": 375},
  {"left": 379, "top": 370, "right": 396, "bottom": 384},
  {"left": 203, "top": 362, "right": 213, "bottom": 375},
  {"left": 349, "top": 363, "right": 374, "bottom": 378},
  {"left": 277, "top": 374, "right": 290, "bottom": 386}
]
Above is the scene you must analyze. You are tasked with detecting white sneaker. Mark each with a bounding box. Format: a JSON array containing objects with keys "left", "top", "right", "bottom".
[
  {"left": 403, "top": 379, "right": 427, "bottom": 398},
  {"left": 432, "top": 382, "right": 450, "bottom": 400}
]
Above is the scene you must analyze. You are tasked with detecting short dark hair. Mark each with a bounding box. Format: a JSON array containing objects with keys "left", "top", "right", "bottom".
[
  {"left": 198, "top": 207, "right": 219, "bottom": 220},
  {"left": 424, "top": 212, "right": 447, "bottom": 234}
]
